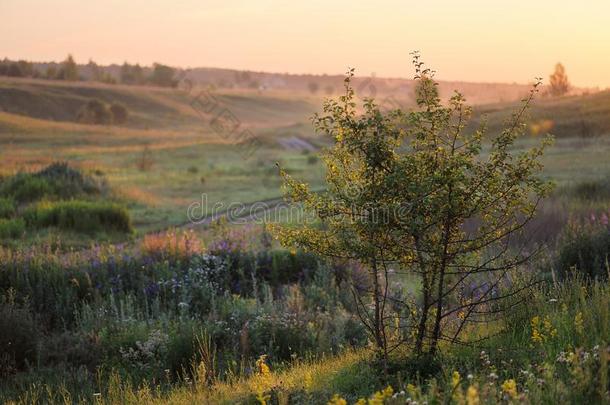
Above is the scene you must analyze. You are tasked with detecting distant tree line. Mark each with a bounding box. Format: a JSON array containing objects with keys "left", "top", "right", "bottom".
[{"left": 0, "top": 54, "right": 179, "bottom": 88}]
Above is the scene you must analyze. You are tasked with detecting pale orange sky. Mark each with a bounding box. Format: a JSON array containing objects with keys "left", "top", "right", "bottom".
[{"left": 1, "top": 0, "right": 609, "bottom": 88}]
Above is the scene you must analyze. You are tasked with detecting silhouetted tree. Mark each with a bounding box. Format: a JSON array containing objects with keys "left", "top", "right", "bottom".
[
  {"left": 57, "top": 54, "right": 79, "bottom": 81},
  {"left": 549, "top": 63, "right": 569, "bottom": 97},
  {"left": 120, "top": 62, "right": 145, "bottom": 85},
  {"left": 149, "top": 63, "right": 177, "bottom": 87}
]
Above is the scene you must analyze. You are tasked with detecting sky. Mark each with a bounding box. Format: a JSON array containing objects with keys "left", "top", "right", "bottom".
[{"left": 1, "top": 0, "right": 610, "bottom": 88}]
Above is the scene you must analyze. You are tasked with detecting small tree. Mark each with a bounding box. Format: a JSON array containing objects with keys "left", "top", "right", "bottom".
[
  {"left": 549, "top": 63, "right": 569, "bottom": 97},
  {"left": 149, "top": 63, "right": 177, "bottom": 87},
  {"left": 77, "top": 99, "right": 112, "bottom": 125},
  {"left": 120, "top": 62, "right": 145, "bottom": 85},
  {"left": 57, "top": 54, "right": 79, "bottom": 81},
  {"left": 273, "top": 54, "right": 553, "bottom": 366}
]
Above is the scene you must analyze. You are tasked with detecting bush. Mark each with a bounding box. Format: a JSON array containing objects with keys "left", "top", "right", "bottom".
[
  {"left": 23, "top": 200, "right": 133, "bottom": 234},
  {"left": 0, "top": 293, "right": 38, "bottom": 375},
  {"left": 0, "top": 197, "right": 15, "bottom": 218},
  {"left": 0, "top": 163, "right": 107, "bottom": 203},
  {"left": 36, "top": 162, "right": 106, "bottom": 198},
  {"left": 0, "top": 218, "right": 25, "bottom": 239},
  {"left": 0, "top": 174, "right": 51, "bottom": 202},
  {"left": 570, "top": 178, "right": 610, "bottom": 201},
  {"left": 77, "top": 99, "right": 112, "bottom": 125},
  {"left": 109, "top": 103, "right": 129, "bottom": 124},
  {"left": 556, "top": 222, "right": 610, "bottom": 280}
]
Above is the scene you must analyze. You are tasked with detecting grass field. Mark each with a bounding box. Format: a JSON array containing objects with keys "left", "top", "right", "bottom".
[
  {"left": 2, "top": 78, "right": 609, "bottom": 237},
  {"left": 1, "top": 75, "right": 609, "bottom": 404}
]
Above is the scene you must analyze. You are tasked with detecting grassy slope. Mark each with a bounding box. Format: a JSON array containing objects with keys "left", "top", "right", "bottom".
[
  {"left": 0, "top": 78, "right": 324, "bottom": 233},
  {"left": 1, "top": 78, "right": 610, "bottom": 233}
]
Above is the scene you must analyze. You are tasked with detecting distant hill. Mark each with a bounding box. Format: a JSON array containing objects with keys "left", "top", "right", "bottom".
[
  {"left": 1, "top": 72, "right": 608, "bottom": 140},
  {"left": 21, "top": 60, "right": 542, "bottom": 105}
]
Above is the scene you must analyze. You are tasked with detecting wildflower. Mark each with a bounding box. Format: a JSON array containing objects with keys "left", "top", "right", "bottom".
[
  {"left": 466, "top": 385, "right": 479, "bottom": 405},
  {"left": 501, "top": 379, "right": 517, "bottom": 399},
  {"left": 452, "top": 371, "right": 461, "bottom": 388},
  {"left": 256, "top": 354, "right": 270, "bottom": 376},
  {"left": 328, "top": 394, "right": 347, "bottom": 405},
  {"left": 531, "top": 316, "right": 544, "bottom": 343},
  {"left": 369, "top": 386, "right": 394, "bottom": 405}
]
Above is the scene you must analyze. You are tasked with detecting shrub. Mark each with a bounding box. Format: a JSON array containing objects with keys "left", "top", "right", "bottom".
[
  {"left": 187, "top": 166, "right": 199, "bottom": 174},
  {"left": 77, "top": 99, "right": 112, "bottom": 125},
  {"left": 0, "top": 292, "right": 39, "bottom": 375},
  {"left": 0, "top": 197, "right": 15, "bottom": 218},
  {"left": 0, "top": 218, "right": 25, "bottom": 239},
  {"left": 556, "top": 222, "right": 610, "bottom": 280},
  {"left": 570, "top": 178, "right": 610, "bottom": 201},
  {"left": 109, "top": 103, "right": 129, "bottom": 124},
  {"left": 0, "top": 174, "right": 51, "bottom": 202},
  {"left": 23, "top": 200, "right": 133, "bottom": 233},
  {"left": 36, "top": 162, "right": 107, "bottom": 198}
]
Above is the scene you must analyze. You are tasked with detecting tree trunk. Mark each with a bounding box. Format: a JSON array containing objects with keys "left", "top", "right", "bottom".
[{"left": 371, "top": 258, "right": 388, "bottom": 376}]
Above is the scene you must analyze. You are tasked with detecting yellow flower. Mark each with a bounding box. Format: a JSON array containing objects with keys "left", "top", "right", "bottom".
[
  {"left": 368, "top": 386, "right": 393, "bottom": 405},
  {"left": 256, "top": 355, "right": 270, "bottom": 376},
  {"left": 328, "top": 394, "right": 347, "bottom": 405},
  {"left": 466, "top": 385, "right": 479, "bottom": 405},
  {"left": 531, "top": 316, "right": 543, "bottom": 343},
  {"left": 452, "top": 371, "right": 461, "bottom": 388},
  {"left": 303, "top": 370, "right": 313, "bottom": 393},
  {"left": 543, "top": 317, "right": 557, "bottom": 338},
  {"left": 381, "top": 386, "right": 393, "bottom": 398},
  {"left": 501, "top": 379, "right": 517, "bottom": 398}
]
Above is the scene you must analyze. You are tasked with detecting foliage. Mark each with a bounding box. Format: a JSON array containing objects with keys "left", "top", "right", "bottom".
[
  {"left": 556, "top": 219, "right": 610, "bottom": 280},
  {"left": 4, "top": 275, "right": 608, "bottom": 404},
  {"left": 149, "top": 63, "right": 177, "bottom": 88},
  {"left": 273, "top": 55, "right": 553, "bottom": 363},
  {"left": 0, "top": 197, "right": 16, "bottom": 218},
  {"left": 0, "top": 218, "right": 25, "bottom": 239},
  {"left": 120, "top": 62, "right": 146, "bottom": 85},
  {"left": 56, "top": 54, "right": 79, "bottom": 81},
  {"left": 0, "top": 174, "right": 52, "bottom": 203},
  {"left": 0, "top": 291, "right": 39, "bottom": 375},
  {"left": 23, "top": 200, "right": 133, "bottom": 233},
  {"left": 0, "top": 59, "right": 37, "bottom": 78},
  {"left": 77, "top": 99, "right": 113, "bottom": 125}
]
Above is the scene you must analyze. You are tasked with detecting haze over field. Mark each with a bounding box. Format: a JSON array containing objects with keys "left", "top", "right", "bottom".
[{"left": 2, "top": 0, "right": 610, "bottom": 88}]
